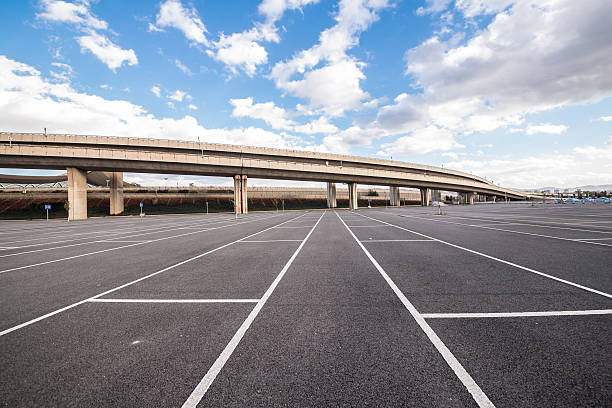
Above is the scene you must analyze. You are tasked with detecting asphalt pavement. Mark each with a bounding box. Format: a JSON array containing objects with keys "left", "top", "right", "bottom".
[{"left": 1, "top": 203, "right": 611, "bottom": 407}]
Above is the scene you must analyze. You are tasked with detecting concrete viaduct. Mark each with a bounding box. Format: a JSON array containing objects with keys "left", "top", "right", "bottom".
[{"left": 0, "top": 132, "right": 529, "bottom": 220}]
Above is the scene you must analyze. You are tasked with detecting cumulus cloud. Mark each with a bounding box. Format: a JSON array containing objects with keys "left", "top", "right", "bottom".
[
  {"left": 76, "top": 31, "right": 138, "bottom": 71},
  {"left": 37, "top": 0, "right": 107, "bottom": 30},
  {"left": 269, "top": 0, "right": 390, "bottom": 116},
  {"left": 377, "top": 125, "right": 464, "bottom": 156},
  {"left": 152, "top": 0, "right": 209, "bottom": 46},
  {"left": 230, "top": 97, "right": 296, "bottom": 130},
  {"left": 37, "top": 0, "right": 137, "bottom": 71},
  {"left": 444, "top": 137, "right": 612, "bottom": 189},
  {"left": 207, "top": 0, "right": 318, "bottom": 76},
  {"left": 188, "top": 104, "right": 198, "bottom": 110},
  {"left": 151, "top": 86, "right": 161, "bottom": 97},
  {"left": 0, "top": 55, "right": 293, "bottom": 149},
  {"left": 597, "top": 115, "right": 612, "bottom": 122},
  {"left": 168, "top": 89, "right": 190, "bottom": 102},
  {"left": 329, "top": 0, "right": 612, "bottom": 157},
  {"left": 230, "top": 97, "right": 338, "bottom": 134},
  {"left": 525, "top": 123, "right": 568, "bottom": 135},
  {"left": 403, "top": 0, "right": 612, "bottom": 132}
]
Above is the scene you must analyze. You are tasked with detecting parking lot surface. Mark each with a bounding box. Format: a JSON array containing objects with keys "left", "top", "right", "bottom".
[{"left": 1, "top": 203, "right": 611, "bottom": 407}]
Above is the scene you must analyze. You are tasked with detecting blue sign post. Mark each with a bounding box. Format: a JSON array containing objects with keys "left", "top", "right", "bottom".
[
  {"left": 139, "top": 202, "right": 144, "bottom": 217},
  {"left": 44, "top": 204, "right": 51, "bottom": 221}
]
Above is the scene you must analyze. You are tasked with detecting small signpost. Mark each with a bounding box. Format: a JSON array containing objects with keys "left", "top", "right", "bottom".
[
  {"left": 139, "top": 201, "right": 144, "bottom": 218},
  {"left": 44, "top": 204, "right": 51, "bottom": 221},
  {"left": 206, "top": 201, "right": 209, "bottom": 214}
]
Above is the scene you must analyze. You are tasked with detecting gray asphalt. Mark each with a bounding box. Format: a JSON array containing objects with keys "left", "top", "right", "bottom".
[{"left": 1, "top": 203, "right": 611, "bottom": 407}]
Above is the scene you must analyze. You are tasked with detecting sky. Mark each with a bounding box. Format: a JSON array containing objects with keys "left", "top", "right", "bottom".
[{"left": 1, "top": 0, "right": 611, "bottom": 189}]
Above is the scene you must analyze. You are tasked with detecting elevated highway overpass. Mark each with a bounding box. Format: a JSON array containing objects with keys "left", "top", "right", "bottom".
[{"left": 0, "top": 132, "right": 530, "bottom": 219}]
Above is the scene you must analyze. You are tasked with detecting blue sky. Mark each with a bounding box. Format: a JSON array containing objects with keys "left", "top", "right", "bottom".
[{"left": 1, "top": 0, "right": 611, "bottom": 189}]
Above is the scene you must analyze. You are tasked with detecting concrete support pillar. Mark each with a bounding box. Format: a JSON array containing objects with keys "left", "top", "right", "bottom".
[
  {"left": 348, "top": 182, "right": 358, "bottom": 210},
  {"left": 67, "top": 167, "right": 87, "bottom": 220},
  {"left": 326, "top": 182, "right": 337, "bottom": 208},
  {"left": 420, "top": 188, "right": 431, "bottom": 206},
  {"left": 233, "top": 175, "right": 248, "bottom": 214},
  {"left": 233, "top": 175, "right": 242, "bottom": 214},
  {"left": 430, "top": 189, "right": 441, "bottom": 203},
  {"left": 241, "top": 175, "right": 248, "bottom": 214},
  {"left": 492, "top": 196, "right": 497, "bottom": 203},
  {"left": 109, "top": 171, "right": 124, "bottom": 215},
  {"left": 389, "top": 186, "right": 400, "bottom": 206},
  {"left": 468, "top": 192, "right": 475, "bottom": 205}
]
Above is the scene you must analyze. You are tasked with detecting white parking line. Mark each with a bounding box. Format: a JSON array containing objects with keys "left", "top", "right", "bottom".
[
  {"left": 398, "top": 214, "right": 612, "bottom": 247},
  {"left": 359, "top": 213, "right": 612, "bottom": 300},
  {"left": 0, "top": 213, "right": 306, "bottom": 337},
  {"left": 181, "top": 211, "right": 324, "bottom": 408},
  {"left": 88, "top": 298, "right": 259, "bottom": 303},
  {"left": 275, "top": 226, "right": 314, "bottom": 228},
  {"left": 346, "top": 225, "right": 391, "bottom": 228},
  {"left": 421, "top": 310, "right": 612, "bottom": 318},
  {"left": 361, "top": 239, "right": 435, "bottom": 242},
  {"left": 336, "top": 212, "right": 495, "bottom": 408},
  {"left": 0, "top": 213, "right": 283, "bottom": 274},
  {"left": 240, "top": 240, "right": 303, "bottom": 243}
]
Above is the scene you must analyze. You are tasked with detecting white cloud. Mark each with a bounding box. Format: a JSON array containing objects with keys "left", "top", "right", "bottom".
[
  {"left": 100, "top": 84, "right": 110, "bottom": 89},
  {"left": 525, "top": 123, "right": 568, "bottom": 135},
  {"left": 269, "top": 0, "right": 390, "bottom": 116},
  {"left": 0, "top": 55, "right": 293, "bottom": 150},
  {"left": 445, "top": 137, "right": 612, "bottom": 189},
  {"left": 188, "top": 104, "right": 198, "bottom": 110},
  {"left": 229, "top": 97, "right": 339, "bottom": 134},
  {"left": 37, "top": 1, "right": 137, "bottom": 71},
  {"left": 168, "top": 89, "right": 189, "bottom": 102},
  {"left": 230, "top": 97, "right": 296, "bottom": 130},
  {"left": 151, "top": 86, "right": 161, "bottom": 98},
  {"left": 377, "top": 125, "right": 464, "bottom": 156},
  {"left": 37, "top": 0, "right": 107, "bottom": 30},
  {"left": 597, "top": 115, "right": 612, "bottom": 122},
  {"left": 76, "top": 31, "right": 138, "bottom": 71},
  {"left": 401, "top": 0, "right": 612, "bottom": 136},
  {"left": 333, "top": 0, "right": 612, "bottom": 157},
  {"left": 174, "top": 59, "right": 192, "bottom": 75},
  {"left": 207, "top": 27, "right": 271, "bottom": 77},
  {"left": 207, "top": 1, "right": 318, "bottom": 76},
  {"left": 293, "top": 116, "right": 338, "bottom": 134},
  {"left": 152, "top": 0, "right": 209, "bottom": 46},
  {"left": 258, "top": 0, "right": 319, "bottom": 22},
  {"left": 49, "top": 61, "right": 73, "bottom": 82}
]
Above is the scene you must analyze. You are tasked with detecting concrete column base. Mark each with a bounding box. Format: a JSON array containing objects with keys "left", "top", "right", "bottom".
[
  {"left": 109, "top": 171, "right": 124, "bottom": 215},
  {"left": 327, "top": 182, "right": 337, "bottom": 208},
  {"left": 233, "top": 175, "right": 242, "bottom": 214},
  {"left": 241, "top": 175, "right": 248, "bottom": 214},
  {"left": 67, "top": 167, "right": 87, "bottom": 220},
  {"left": 348, "top": 183, "right": 358, "bottom": 210},
  {"left": 420, "top": 188, "right": 431, "bottom": 206},
  {"left": 389, "top": 186, "right": 400, "bottom": 206},
  {"left": 233, "top": 175, "right": 248, "bottom": 214}
]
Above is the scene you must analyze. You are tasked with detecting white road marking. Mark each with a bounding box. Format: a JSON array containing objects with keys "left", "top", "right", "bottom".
[
  {"left": 398, "top": 214, "right": 612, "bottom": 247},
  {"left": 0, "top": 214, "right": 282, "bottom": 275},
  {"left": 359, "top": 212, "right": 612, "bottom": 300},
  {"left": 361, "top": 239, "right": 435, "bottom": 242},
  {"left": 336, "top": 212, "right": 495, "bottom": 408},
  {"left": 88, "top": 298, "right": 259, "bottom": 303},
  {"left": 274, "top": 226, "right": 314, "bottom": 228},
  {"left": 574, "top": 237, "right": 612, "bottom": 241},
  {"left": 95, "top": 240, "right": 152, "bottom": 243},
  {"left": 346, "top": 225, "right": 391, "bottom": 228},
  {"left": 421, "top": 310, "right": 612, "bottom": 319},
  {"left": 240, "top": 240, "right": 303, "bottom": 243},
  {"left": 0, "top": 213, "right": 305, "bottom": 337},
  {"left": 181, "top": 212, "right": 324, "bottom": 408}
]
